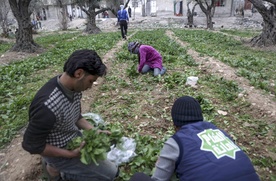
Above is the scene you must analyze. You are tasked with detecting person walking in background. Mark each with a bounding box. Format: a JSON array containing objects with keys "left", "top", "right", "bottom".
[
  {"left": 129, "top": 96, "right": 260, "bottom": 181},
  {"left": 37, "top": 18, "right": 42, "bottom": 29},
  {"left": 117, "top": 5, "right": 129, "bottom": 40},
  {"left": 128, "top": 6, "right": 132, "bottom": 18},
  {"left": 128, "top": 42, "right": 167, "bottom": 76},
  {"left": 32, "top": 19, "right": 38, "bottom": 29},
  {"left": 22, "top": 49, "right": 119, "bottom": 181}
]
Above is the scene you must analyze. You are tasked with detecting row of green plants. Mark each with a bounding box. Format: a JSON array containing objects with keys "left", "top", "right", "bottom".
[
  {"left": 173, "top": 29, "right": 276, "bottom": 96},
  {"left": 220, "top": 29, "right": 261, "bottom": 38},
  {"left": 91, "top": 29, "right": 274, "bottom": 180},
  {"left": 0, "top": 29, "right": 275, "bottom": 180}
]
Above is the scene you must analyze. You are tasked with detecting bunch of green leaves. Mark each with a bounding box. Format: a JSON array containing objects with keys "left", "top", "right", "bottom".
[{"left": 67, "top": 126, "right": 123, "bottom": 165}]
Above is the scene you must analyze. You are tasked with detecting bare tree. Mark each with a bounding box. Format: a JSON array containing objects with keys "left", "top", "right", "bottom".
[
  {"left": 29, "top": 0, "right": 44, "bottom": 17},
  {"left": 141, "top": 0, "right": 146, "bottom": 17},
  {"left": 187, "top": 0, "right": 198, "bottom": 27},
  {"left": 106, "top": 0, "right": 125, "bottom": 16},
  {"left": 249, "top": 0, "right": 276, "bottom": 47},
  {"left": 8, "top": 0, "right": 40, "bottom": 52},
  {"left": 0, "top": 0, "right": 10, "bottom": 37},
  {"left": 56, "top": 0, "right": 69, "bottom": 30},
  {"left": 195, "top": 0, "right": 218, "bottom": 29},
  {"left": 76, "top": 0, "right": 104, "bottom": 34},
  {"left": 76, "top": 0, "right": 130, "bottom": 34}
]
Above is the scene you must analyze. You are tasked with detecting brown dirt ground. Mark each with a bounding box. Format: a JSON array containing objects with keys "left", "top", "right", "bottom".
[{"left": 0, "top": 18, "right": 275, "bottom": 181}]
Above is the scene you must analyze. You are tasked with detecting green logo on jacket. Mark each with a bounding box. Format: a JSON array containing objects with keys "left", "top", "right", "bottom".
[{"left": 197, "top": 129, "right": 240, "bottom": 159}]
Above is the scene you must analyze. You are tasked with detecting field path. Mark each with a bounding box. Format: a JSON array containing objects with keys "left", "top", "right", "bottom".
[
  {"left": 81, "top": 31, "right": 137, "bottom": 113},
  {"left": 166, "top": 30, "right": 276, "bottom": 122}
]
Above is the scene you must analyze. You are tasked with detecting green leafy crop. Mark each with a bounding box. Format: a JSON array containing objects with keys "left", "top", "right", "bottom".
[{"left": 67, "top": 126, "right": 123, "bottom": 166}]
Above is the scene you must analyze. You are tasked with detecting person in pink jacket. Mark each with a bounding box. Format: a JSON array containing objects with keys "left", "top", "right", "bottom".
[{"left": 128, "top": 42, "right": 167, "bottom": 76}]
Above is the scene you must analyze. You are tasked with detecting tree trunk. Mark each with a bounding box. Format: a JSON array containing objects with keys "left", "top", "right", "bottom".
[
  {"left": 211, "top": 6, "right": 216, "bottom": 17},
  {"left": 59, "top": 6, "right": 69, "bottom": 30},
  {"left": 56, "top": 0, "right": 68, "bottom": 31},
  {"left": 12, "top": 17, "right": 39, "bottom": 52},
  {"left": 206, "top": 13, "right": 214, "bottom": 29},
  {"left": 85, "top": 11, "right": 101, "bottom": 34},
  {"left": 8, "top": 0, "right": 39, "bottom": 53},
  {"left": 187, "top": 12, "right": 193, "bottom": 27},
  {"left": 142, "top": 3, "right": 146, "bottom": 17},
  {"left": 187, "top": 2, "right": 193, "bottom": 27},
  {"left": 195, "top": 0, "right": 215, "bottom": 30},
  {"left": 0, "top": 0, "right": 10, "bottom": 38},
  {"left": 251, "top": 18, "right": 276, "bottom": 46},
  {"left": 249, "top": 1, "right": 276, "bottom": 47},
  {"left": 187, "top": 2, "right": 198, "bottom": 27},
  {"left": 1, "top": 18, "right": 9, "bottom": 38}
]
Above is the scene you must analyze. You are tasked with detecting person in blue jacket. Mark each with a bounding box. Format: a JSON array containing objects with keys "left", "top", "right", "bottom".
[
  {"left": 117, "top": 4, "right": 129, "bottom": 40},
  {"left": 129, "top": 96, "right": 260, "bottom": 181}
]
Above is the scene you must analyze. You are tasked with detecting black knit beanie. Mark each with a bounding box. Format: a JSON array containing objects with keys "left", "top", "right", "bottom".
[{"left": 171, "top": 96, "right": 203, "bottom": 127}]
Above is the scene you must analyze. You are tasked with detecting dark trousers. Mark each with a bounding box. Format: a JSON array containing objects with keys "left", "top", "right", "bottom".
[
  {"left": 119, "top": 20, "right": 128, "bottom": 39},
  {"left": 129, "top": 172, "right": 153, "bottom": 181}
]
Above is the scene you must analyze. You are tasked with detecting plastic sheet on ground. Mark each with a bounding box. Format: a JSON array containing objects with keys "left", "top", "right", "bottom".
[
  {"left": 82, "top": 113, "right": 105, "bottom": 126},
  {"left": 107, "top": 136, "right": 137, "bottom": 166}
]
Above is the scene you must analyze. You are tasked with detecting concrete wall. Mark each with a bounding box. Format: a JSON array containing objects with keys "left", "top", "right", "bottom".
[
  {"left": 156, "top": 0, "right": 174, "bottom": 12},
  {"left": 131, "top": 0, "right": 236, "bottom": 17},
  {"left": 193, "top": 1, "right": 233, "bottom": 17}
]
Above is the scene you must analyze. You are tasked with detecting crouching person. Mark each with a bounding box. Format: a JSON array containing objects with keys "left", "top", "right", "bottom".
[
  {"left": 128, "top": 42, "right": 166, "bottom": 77},
  {"left": 129, "top": 96, "right": 260, "bottom": 181},
  {"left": 22, "top": 49, "right": 118, "bottom": 181}
]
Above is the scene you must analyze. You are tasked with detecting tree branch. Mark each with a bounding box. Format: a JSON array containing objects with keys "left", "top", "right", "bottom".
[
  {"left": 95, "top": 7, "right": 111, "bottom": 15},
  {"left": 264, "top": 0, "right": 276, "bottom": 5},
  {"left": 249, "top": 0, "right": 272, "bottom": 11}
]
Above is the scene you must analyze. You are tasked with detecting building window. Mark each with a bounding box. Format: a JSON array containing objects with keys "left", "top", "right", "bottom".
[{"left": 216, "top": 0, "right": 225, "bottom": 7}]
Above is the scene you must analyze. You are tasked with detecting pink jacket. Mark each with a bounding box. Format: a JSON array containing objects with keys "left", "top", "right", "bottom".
[{"left": 138, "top": 45, "right": 163, "bottom": 72}]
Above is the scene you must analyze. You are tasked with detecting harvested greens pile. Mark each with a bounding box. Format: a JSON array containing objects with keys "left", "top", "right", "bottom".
[{"left": 67, "top": 116, "right": 123, "bottom": 165}]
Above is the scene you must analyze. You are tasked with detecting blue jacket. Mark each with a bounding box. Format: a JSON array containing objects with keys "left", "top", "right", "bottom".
[
  {"left": 172, "top": 121, "right": 260, "bottom": 181},
  {"left": 117, "top": 9, "right": 129, "bottom": 22}
]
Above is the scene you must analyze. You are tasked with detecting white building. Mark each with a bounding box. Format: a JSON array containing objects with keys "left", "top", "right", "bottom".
[
  {"left": 29, "top": 0, "right": 254, "bottom": 21},
  {"left": 127, "top": 0, "right": 253, "bottom": 17}
]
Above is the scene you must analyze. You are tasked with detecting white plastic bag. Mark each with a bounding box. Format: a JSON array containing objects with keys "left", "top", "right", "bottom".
[
  {"left": 186, "top": 76, "right": 199, "bottom": 87},
  {"left": 82, "top": 113, "right": 105, "bottom": 126},
  {"left": 82, "top": 113, "right": 137, "bottom": 165},
  {"left": 107, "top": 137, "right": 137, "bottom": 166}
]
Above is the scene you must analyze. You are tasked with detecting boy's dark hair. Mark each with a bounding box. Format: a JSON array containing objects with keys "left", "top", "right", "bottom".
[{"left": 63, "top": 49, "right": 107, "bottom": 77}]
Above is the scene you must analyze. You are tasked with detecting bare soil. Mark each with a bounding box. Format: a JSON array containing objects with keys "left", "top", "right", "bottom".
[{"left": 0, "top": 14, "right": 275, "bottom": 181}]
